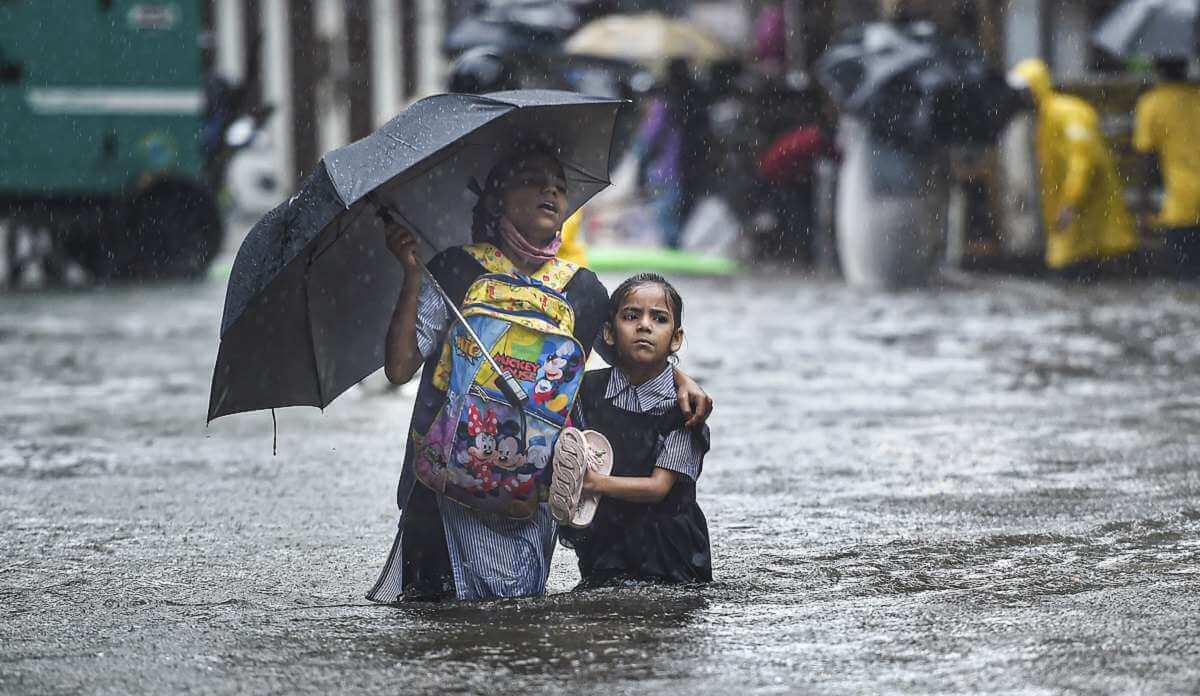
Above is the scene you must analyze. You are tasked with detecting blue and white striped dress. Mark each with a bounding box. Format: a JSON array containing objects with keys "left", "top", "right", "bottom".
[{"left": 370, "top": 278, "right": 558, "bottom": 602}]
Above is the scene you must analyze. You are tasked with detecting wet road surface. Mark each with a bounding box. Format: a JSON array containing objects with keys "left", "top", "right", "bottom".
[{"left": 2, "top": 267, "right": 1199, "bottom": 694}]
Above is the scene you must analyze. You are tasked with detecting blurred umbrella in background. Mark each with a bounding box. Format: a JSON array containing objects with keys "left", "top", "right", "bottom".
[
  {"left": 1092, "top": 0, "right": 1198, "bottom": 60},
  {"left": 816, "top": 23, "right": 929, "bottom": 107},
  {"left": 485, "top": 0, "right": 583, "bottom": 32},
  {"left": 444, "top": 18, "right": 564, "bottom": 56},
  {"left": 444, "top": 0, "right": 584, "bottom": 56},
  {"left": 208, "top": 90, "right": 622, "bottom": 422},
  {"left": 816, "top": 22, "right": 1020, "bottom": 149},
  {"left": 564, "top": 12, "right": 730, "bottom": 75}
]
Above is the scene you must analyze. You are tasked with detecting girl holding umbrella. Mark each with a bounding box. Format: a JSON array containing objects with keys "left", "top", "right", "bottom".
[{"left": 367, "top": 142, "right": 713, "bottom": 603}]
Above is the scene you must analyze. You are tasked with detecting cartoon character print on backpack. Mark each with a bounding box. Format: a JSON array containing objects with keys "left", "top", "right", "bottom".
[
  {"left": 494, "top": 420, "right": 538, "bottom": 499},
  {"left": 449, "top": 405, "right": 501, "bottom": 494},
  {"left": 530, "top": 340, "right": 582, "bottom": 417},
  {"left": 414, "top": 243, "right": 587, "bottom": 518}
]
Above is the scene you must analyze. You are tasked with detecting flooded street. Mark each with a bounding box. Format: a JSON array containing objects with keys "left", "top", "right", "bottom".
[{"left": 3, "top": 267, "right": 1200, "bottom": 694}]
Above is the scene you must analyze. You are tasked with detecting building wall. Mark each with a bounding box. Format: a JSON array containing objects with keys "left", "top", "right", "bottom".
[{"left": 212, "top": 0, "right": 445, "bottom": 213}]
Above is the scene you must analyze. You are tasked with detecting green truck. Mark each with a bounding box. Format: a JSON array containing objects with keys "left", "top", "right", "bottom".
[{"left": 1, "top": 0, "right": 226, "bottom": 281}]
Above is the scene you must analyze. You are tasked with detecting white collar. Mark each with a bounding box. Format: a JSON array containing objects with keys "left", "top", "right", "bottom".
[{"left": 605, "top": 365, "right": 676, "bottom": 412}]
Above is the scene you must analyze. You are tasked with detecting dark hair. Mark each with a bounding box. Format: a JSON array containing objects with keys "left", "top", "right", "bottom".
[
  {"left": 608, "top": 273, "right": 684, "bottom": 331},
  {"left": 470, "top": 141, "right": 565, "bottom": 242}
]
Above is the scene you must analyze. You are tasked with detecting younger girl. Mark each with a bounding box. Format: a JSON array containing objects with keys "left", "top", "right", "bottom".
[{"left": 557, "top": 273, "right": 712, "bottom": 587}]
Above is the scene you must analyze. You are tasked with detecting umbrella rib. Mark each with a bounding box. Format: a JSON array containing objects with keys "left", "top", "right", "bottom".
[
  {"left": 302, "top": 257, "right": 327, "bottom": 410},
  {"left": 562, "top": 159, "right": 610, "bottom": 186},
  {"left": 304, "top": 265, "right": 328, "bottom": 410},
  {"left": 382, "top": 132, "right": 420, "bottom": 150},
  {"left": 309, "top": 200, "right": 368, "bottom": 264}
]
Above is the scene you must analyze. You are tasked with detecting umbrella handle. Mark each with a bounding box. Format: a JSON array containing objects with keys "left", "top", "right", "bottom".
[
  {"left": 373, "top": 201, "right": 531, "bottom": 438},
  {"left": 418, "top": 261, "right": 530, "bottom": 407}
]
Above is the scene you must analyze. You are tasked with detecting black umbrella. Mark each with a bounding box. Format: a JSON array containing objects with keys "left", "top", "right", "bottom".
[
  {"left": 816, "top": 22, "right": 1020, "bottom": 149},
  {"left": 1093, "top": 0, "right": 1198, "bottom": 60},
  {"left": 208, "top": 90, "right": 622, "bottom": 422},
  {"left": 483, "top": 0, "right": 582, "bottom": 32},
  {"left": 443, "top": 16, "right": 567, "bottom": 56},
  {"left": 443, "top": 1, "right": 584, "bottom": 56},
  {"left": 816, "top": 24, "right": 932, "bottom": 109}
]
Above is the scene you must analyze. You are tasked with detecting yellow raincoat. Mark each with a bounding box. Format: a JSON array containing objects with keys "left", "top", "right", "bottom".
[
  {"left": 1012, "top": 59, "right": 1137, "bottom": 270},
  {"left": 557, "top": 210, "right": 589, "bottom": 267},
  {"left": 1133, "top": 82, "right": 1200, "bottom": 229}
]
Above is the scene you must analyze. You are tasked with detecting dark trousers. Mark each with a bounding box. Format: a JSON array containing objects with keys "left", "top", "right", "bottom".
[
  {"left": 399, "top": 483, "right": 455, "bottom": 601},
  {"left": 1161, "top": 226, "right": 1200, "bottom": 279},
  {"left": 1053, "top": 253, "right": 1136, "bottom": 283}
]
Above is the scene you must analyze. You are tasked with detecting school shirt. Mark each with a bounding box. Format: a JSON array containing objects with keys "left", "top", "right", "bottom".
[
  {"left": 579, "top": 364, "right": 704, "bottom": 481},
  {"left": 1134, "top": 83, "right": 1200, "bottom": 229}
]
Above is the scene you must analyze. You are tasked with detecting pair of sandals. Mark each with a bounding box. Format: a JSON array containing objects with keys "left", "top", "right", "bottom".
[{"left": 550, "top": 427, "right": 613, "bottom": 528}]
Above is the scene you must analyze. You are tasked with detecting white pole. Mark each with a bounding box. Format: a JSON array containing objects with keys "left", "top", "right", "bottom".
[
  {"left": 417, "top": 0, "right": 447, "bottom": 98},
  {"left": 371, "top": 0, "right": 401, "bottom": 124},
  {"left": 264, "top": 0, "right": 293, "bottom": 191},
  {"left": 213, "top": 0, "right": 245, "bottom": 82},
  {"left": 316, "top": 0, "right": 349, "bottom": 153}
]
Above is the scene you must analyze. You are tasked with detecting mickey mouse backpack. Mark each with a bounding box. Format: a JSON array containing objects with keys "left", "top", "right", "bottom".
[{"left": 412, "top": 243, "right": 585, "bottom": 519}]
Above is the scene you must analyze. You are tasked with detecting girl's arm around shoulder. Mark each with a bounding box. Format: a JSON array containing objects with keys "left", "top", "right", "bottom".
[
  {"left": 584, "top": 466, "right": 677, "bottom": 505},
  {"left": 672, "top": 367, "right": 713, "bottom": 429}
]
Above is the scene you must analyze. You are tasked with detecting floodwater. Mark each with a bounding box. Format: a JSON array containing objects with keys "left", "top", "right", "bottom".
[{"left": 2, "top": 265, "right": 1199, "bottom": 694}]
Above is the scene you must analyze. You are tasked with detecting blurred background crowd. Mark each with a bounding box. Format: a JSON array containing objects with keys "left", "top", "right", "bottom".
[{"left": 2, "top": 0, "right": 1198, "bottom": 288}]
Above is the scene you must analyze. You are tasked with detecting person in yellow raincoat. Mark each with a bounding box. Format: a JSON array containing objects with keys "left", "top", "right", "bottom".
[
  {"left": 1009, "top": 59, "right": 1138, "bottom": 279},
  {"left": 1133, "top": 59, "right": 1200, "bottom": 278},
  {"left": 557, "top": 209, "right": 589, "bottom": 267}
]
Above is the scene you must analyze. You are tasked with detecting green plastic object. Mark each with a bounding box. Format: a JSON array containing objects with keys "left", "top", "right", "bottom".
[{"left": 586, "top": 245, "right": 739, "bottom": 275}]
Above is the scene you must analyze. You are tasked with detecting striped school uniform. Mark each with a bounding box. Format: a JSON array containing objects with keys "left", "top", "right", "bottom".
[
  {"left": 367, "top": 246, "right": 607, "bottom": 602},
  {"left": 561, "top": 366, "right": 712, "bottom": 586}
]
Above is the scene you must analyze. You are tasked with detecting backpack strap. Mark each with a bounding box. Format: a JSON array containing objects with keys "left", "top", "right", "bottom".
[{"left": 462, "top": 243, "right": 579, "bottom": 293}]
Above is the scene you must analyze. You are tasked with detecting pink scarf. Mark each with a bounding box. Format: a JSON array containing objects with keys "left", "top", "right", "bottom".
[{"left": 496, "top": 216, "right": 562, "bottom": 269}]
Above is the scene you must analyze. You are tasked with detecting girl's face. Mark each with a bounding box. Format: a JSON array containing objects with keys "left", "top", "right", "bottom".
[
  {"left": 497, "top": 154, "right": 568, "bottom": 245},
  {"left": 604, "top": 284, "right": 683, "bottom": 370}
]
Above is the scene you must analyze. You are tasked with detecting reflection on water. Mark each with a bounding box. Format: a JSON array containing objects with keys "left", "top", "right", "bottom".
[
  {"left": 360, "top": 589, "right": 708, "bottom": 668},
  {"left": 2, "top": 274, "right": 1200, "bottom": 693}
]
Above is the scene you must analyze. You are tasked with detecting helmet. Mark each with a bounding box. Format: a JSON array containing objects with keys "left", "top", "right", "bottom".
[{"left": 448, "top": 47, "right": 517, "bottom": 94}]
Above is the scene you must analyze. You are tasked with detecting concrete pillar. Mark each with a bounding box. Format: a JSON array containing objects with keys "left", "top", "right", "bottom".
[
  {"left": 214, "top": 0, "right": 245, "bottom": 82},
  {"left": 345, "top": 0, "right": 374, "bottom": 139},
  {"left": 370, "top": 0, "right": 402, "bottom": 126},
  {"left": 367, "top": 0, "right": 400, "bottom": 124},
  {"left": 315, "top": 0, "right": 349, "bottom": 154},
  {"left": 1004, "top": 0, "right": 1044, "bottom": 66},
  {"left": 288, "top": 0, "right": 320, "bottom": 182},
  {"left": 400, "top": 0, "right": 417, "bottom": 101},
  {"left": 1048, "top": 1, "right": 1090, "bottom": 80},
  {"left": 416, "top": 0, "right": 446, "bottom": 97},
  {"left": 263, "top": 0, "right": 293, "bottom": 190}
]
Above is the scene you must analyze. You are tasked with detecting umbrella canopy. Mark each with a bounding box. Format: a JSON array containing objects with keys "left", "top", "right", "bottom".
[
  {"left": 816, "top": 22, "right": 1020, "bottom": 149},
  {"left": 443, "top": 0, "right": 583, "bottom": 55},
  {"left": 483, "top": 0, "right": 582, "bottom": 32},
  {"left": 1093, "top": 0, "right": 1198, "bottom": 60},
  {"left": 564, "top": 12, "right": 730, "bottom": 74},
  {"left": 208, "top": 90, "right": 623, "bottom": 422},
  {"left": 443, "top": 16, "right": 566, "bottom": 56}
]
